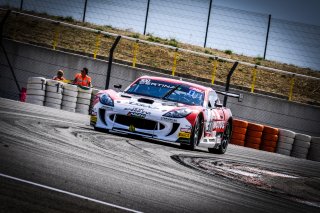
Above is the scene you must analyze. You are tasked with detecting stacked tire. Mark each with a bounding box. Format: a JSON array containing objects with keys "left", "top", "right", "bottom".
[
  {"left": 276, "top": 129, "right": 295, "bottom": 156},
  {"left": 26, "top": 77, "right": 46, "bottom": 106},
  {"left": 260, "top": 126, "right": 279, "bottom": 153},
  {"left": 62, "top": 84, "right": 78, "bottom": 112},
  {"left": 230, "top": 119, "right": 248, "bottom": 146},
  {"left": 291, "top": 133, "right": 311, "bottom": 159},
  {"left": 76, "top": 86, "right": 92, "bottom": 115},
  {"left": 45, "top": 80, "right": 63, "bottom": 109},
  {"left": 308, "top": 137, "right": 320, "bottom": 162},
  {"left": 245, "top": 123, "right": 264, "bottom": 150}
]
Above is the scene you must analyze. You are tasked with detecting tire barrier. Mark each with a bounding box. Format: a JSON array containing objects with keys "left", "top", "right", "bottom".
[
  {"left": 76, "top": 86, "right": 92, "bottom": 115},
  {"left": 261, "top": 126, "right": 279, "bottom": 153},
  {"left": 231, "top": 119, "right": 248, "bottom": 146},
  {"left": 44, "top": 79, "right": 63, "bottom": 109},
  {"left": 276, "top": 129, "right": 295, "bottom": 156},
  {"left": 62, "top": 84, "right": 78, "bottom": 113},
  {"left": 245, "top": 123, "right": 264, "bottom": 150},
  {"left": 26, "top": 77, "right": 46, "bottom": 106},
  {"left": 291, "top": 133, "right": 311, "bottom": 159},
  {"left": 308, "top": 137, "right": 320, "bottom": 162}
]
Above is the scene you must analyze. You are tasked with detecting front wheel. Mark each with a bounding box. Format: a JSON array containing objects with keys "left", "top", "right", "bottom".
[
  {"left": 181, "top": 116, "right": 202, "bottom": 151},
  {"left": 208, "top": 121, "right": 231, "bottom": 154}
]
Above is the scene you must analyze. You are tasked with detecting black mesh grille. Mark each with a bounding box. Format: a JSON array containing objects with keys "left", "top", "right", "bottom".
[{"left": 112, "top": 114, "right": 164, "bottom": 130}]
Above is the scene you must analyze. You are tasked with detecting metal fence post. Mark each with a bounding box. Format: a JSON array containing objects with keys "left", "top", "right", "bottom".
[
  {"left": 223, "top": 62, "right": 238, "bottom": 107},
  {"left": 204, "top": 0, "right": 213, "bottom": 48},
  {"left": 82, "top": 0, "right": 88, "bottom": 22},
  {"left": 105, "top": 36, "right": 121, "bottom": 89},
  {"left": 0, "top": 10, "right": 21, "bottom": 93},
  {"left": 263, "top": 14, "right": 271, "bottom": 59},
  {"left": 20, "top": 0, "right": 23, "bottom": 10},
  {"left": 143, "top": 0, "right": 151, "bottom": 35}
]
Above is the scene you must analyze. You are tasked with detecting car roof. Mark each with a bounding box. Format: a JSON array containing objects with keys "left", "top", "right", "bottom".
[{"left": 138, "top": 76, "right": 212, "bottom": 92}]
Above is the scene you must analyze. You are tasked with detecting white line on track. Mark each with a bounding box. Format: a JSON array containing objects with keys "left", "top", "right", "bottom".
[{"left": 0, "top": 173, "right": 143, "bottom": 213}]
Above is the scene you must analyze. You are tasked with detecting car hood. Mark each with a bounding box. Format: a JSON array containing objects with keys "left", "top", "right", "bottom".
[{"left": 111, "top": 92, "right": 199, "bottom": 114}]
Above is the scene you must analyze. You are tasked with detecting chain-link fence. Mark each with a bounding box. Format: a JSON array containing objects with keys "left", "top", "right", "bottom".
[{"left": 0, "top": 8, "right": 319, "bottom": 105}]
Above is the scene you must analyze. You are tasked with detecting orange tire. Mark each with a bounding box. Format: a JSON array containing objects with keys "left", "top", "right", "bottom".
[
  {"left": 233, "top": 126, "right": 247, "bottom": 135},
  {"left": 261, "top": 146, "right": 276, "bottom": 152},
  {"left": 246, "top": 130, "right": 263, "bottom": 138},
  {"left": 263, "top": 126, "right": 279, "bottom": 135},
  {"left": 247, "top": 123, "right": 264, "bottom": 132},
  {"left": 262, "top": 134, "right": 278, "bottom": 142},
  {"left": 261, "top": 140, "right": 277, "bottom": 147},
  {"left": 245, "top": 136, "right": 261, "bottom": 144},
  {"left": 231, "top": 132, "right": 246, "bottom": 141},
  {"left": 230, "top": 139, "right": 245, "bottom": 146},
  {"left": 245, "top": 142, "right": 260, "bottom": 149},
  {"left": 233, "top": 119, "right": 248, "bottom": 128}
]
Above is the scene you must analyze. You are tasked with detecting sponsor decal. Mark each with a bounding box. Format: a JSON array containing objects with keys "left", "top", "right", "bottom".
[
  {"left": 179, "top": 132, "right": 191, "bottom": 138},
  {"left": 213, "top": 121, "right": 225, "bottom": 129},
  {"left": 161, "top": 117, "right": 178, "bottom": 123},
  {"left": 139, "top": 79, "right": 175, "bottom": 89},
  {"left": 180, "top": 128, "right": 191, "bottom": 133},
  {"left": 128, "top": 101, "right": 159, "bottom": 109},
  {"left": 125, "top": 107, "right": 151, "bottom": 118},
  {"left": 128, "top": 124, "right": 135, "bottom": 132}
]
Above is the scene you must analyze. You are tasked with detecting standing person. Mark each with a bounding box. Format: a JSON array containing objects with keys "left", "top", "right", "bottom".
[
  {"left": 73, "top": 67, "right": 92, "bottom": 87},
  {"left": 53, "top": 70, "right": 66, "bottom": 81}
]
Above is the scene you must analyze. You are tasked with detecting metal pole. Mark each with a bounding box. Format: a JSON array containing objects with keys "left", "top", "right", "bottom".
[
  {"left": 223, "top": 62, "right": 238, "bottom": 107},
  {"left": 105, "top": 36, "right": 121, "bottom": 89},
  {"left": 204, "top": 0, "right": 213, "bottom": 48},
  {"left": 263, "top": 14, "right": 271, "bottom": 59},
  {"left": 20, "top": 0, "right": 23, "bottom": 10},
  {"left": 82, "top": 0, "right": 88, "bottom": 22},
  {"left": 143, "top": 0, "right": 150, "bottom": 35},
  {"left": 0, "top": 10, "right": 21, "bottom": 92}
]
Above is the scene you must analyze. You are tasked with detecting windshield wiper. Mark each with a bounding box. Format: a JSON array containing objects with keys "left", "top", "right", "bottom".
[{"left": 162, "top": 85, "right": 181, "bottom": 99}]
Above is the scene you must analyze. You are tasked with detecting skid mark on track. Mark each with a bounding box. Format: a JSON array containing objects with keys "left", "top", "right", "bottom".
[{"left": 172, "top": 155, "right": 320, "bottom": 208}]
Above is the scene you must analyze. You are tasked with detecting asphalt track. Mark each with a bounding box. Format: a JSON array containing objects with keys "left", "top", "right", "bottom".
[{"left": 0, "top": 97, "right": 319, "bottom": 213}]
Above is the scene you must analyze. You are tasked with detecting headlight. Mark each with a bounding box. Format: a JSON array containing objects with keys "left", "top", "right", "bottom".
[
  {"left": 99, "top": 94, "right": 114, "bottom": 106},
  {"left": 163, "top": 108, "right": 192, "bottom": 118}
]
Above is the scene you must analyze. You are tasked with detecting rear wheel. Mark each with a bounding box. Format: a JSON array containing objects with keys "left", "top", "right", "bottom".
[
  {"left": 208, "top": 121, "right": 231, "bottom": 154},
  {"left": 181, "top": 116, "right": 202, "bottom": 151}
]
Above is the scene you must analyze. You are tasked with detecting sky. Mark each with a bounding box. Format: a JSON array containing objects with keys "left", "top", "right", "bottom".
[{"left": 215, "top": 0, "right": 320, "bottom": 26}]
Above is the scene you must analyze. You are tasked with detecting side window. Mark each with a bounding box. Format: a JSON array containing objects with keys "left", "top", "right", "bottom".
[{"left": 208, "top": 91, "right": 219, "bottom": 108}]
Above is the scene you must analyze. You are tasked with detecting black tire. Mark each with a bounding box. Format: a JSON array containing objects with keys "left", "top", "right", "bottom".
[
  {"left": 181, "top": 116, "right": 202, "bottom": 151},
  {"left": 208, "top": 121, "right": 231, "bottom": 154}
]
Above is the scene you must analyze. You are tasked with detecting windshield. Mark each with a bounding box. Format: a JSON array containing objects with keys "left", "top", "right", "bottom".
[{"left": 125, "top": 79, "right": 204, "bottom": 106}]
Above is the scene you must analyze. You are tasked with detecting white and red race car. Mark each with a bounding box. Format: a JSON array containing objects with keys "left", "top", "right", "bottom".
[{"left": 91, "top": 76, "right": 233, "bottom": 154}]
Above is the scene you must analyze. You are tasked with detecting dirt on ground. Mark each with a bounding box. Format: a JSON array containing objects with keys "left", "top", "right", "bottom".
[{"left": 2, "top": 10, "right": 320, "bottom": 105}]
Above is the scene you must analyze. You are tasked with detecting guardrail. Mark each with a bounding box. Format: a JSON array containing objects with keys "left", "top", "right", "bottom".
[{"left": 1, "top": 9, "right": 319, "bottom": 105}]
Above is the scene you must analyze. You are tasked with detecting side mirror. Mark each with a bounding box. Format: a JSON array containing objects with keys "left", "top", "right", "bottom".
[{"left": 114, "top": 84, "right": 122, "bottom": 89}]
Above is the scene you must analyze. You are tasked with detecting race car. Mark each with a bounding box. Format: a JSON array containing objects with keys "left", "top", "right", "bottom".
[{"left": 91, "top": 76, "right": 233, "bottom": 154}]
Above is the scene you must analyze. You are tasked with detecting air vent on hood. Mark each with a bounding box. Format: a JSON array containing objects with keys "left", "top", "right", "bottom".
[
  {"left": 121, "top": 94, "right": 132, "bottom": 98},
  {"left": 138, "top": 98, "right": 154, "bottom": 104}
]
